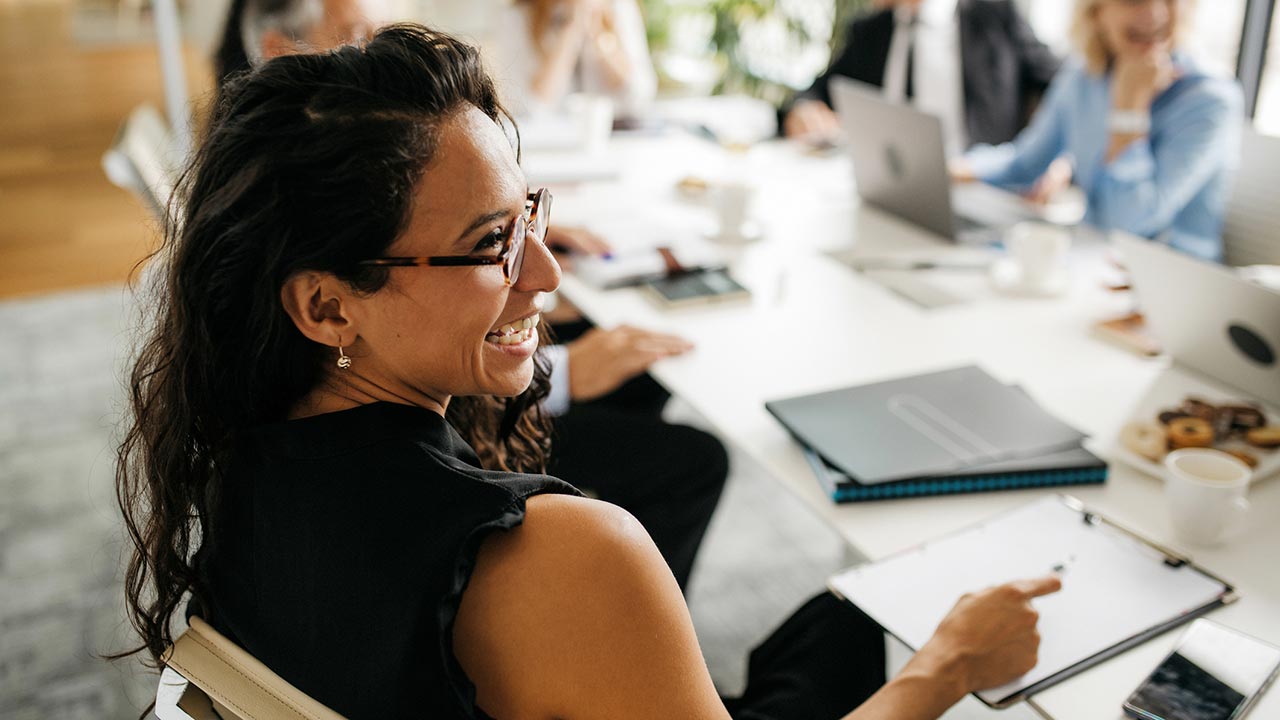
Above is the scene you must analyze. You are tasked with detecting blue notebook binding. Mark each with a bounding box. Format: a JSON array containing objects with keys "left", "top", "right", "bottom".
[{"left": 803, "top": 447, "right": 1108, "bottom": 503}]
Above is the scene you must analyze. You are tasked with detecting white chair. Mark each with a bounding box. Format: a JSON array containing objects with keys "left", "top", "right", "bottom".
[
  {"left": 101, "top": 103, "right": 182, "bottom": 223},
  {"left": 156, "top": 617, "right": 345, "bottom": 720},
  {"left": 1222, "top": 127, "right": 1280, "bottom": 267}
]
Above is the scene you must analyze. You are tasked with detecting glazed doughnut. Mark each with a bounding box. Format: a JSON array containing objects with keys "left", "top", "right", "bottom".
[
  {"left": 1245, "top": 426, "right": 1280, "bottom": 449},
  {"left": 1121, "top": 421, "right": 1168, "bottom": 461},
  {"left": 1223, "top": 449, "right": 1260, "bottom": 469},
  {"left": 1168, "top": 417, "right": 1215, "bottom": 449}
]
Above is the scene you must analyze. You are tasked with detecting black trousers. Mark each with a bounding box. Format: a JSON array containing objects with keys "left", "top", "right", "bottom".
[
  {"left": 725, "top": 592, "right": 888, "bottom": 720},
  {"left": 548, "top": 322, "right": 729, "bottom": 591}
]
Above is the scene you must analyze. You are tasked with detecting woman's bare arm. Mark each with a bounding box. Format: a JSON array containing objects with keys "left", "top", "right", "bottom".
[{"left": 454, "top": 493, "right": 1059, "bottom": 719}]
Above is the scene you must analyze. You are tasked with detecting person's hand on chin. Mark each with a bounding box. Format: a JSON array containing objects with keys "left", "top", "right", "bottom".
[{"left": 1111, "top": 44, "right": 1178, "bottom": 112}]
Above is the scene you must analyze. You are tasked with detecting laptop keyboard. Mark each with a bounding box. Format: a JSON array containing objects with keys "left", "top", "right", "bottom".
[{"left": 954, "top": 214, "right": 987, "bottom": 233}]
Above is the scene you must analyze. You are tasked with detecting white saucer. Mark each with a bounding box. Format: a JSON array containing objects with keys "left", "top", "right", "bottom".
[
  {"left": 707, "top": 221, "right": 764, "bottom": 244},
  {"left": 989, "top": 258, "right": 1069, "bottom": 297}
]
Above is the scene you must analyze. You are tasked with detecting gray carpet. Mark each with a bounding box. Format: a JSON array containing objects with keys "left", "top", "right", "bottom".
[{"left": 0, "top": 286, "right": 156, "bottom": 719}]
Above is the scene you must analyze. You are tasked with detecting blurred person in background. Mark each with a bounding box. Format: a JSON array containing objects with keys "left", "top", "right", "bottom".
[
  {"left": 214, "top": 0, "right": 392, "bottom": 93},
  {"left": 784, "top": 0, "right": 1059, "bottom": 156},
  {"left": 952, "top": 0, "right": 1242, "bottom": 261},
  {"left": 485, "top": 0, "right": 658, "bottom": 121},
  {"left": 214, "top": 0, "right": 727, "bottom": 591}
]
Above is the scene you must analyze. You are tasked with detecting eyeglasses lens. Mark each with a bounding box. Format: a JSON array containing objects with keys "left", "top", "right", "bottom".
[{"left": 507, "top": 215, "right": 528, "bottom": 285}]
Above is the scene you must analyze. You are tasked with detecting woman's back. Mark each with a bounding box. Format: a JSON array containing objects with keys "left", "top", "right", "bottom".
[{"left": 197, "top": 402, "right": 577, "bottom": 718}]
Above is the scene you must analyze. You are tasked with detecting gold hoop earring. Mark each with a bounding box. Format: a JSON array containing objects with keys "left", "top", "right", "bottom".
[{"left": 336, "top": 340, "right": 352, "bottom": 370}]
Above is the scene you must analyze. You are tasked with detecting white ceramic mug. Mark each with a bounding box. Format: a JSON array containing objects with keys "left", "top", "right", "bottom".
[
  {"left": 1164, "top": 448, "right": 1252, "bottom": 546},
  {"left": 1005, "top": 221, "right": 1071, "bottom": 289},
  {"left": 566, "top": 94, "right": 614, "bottom": 155},
  {"left": 713, "top": 181, "right": 756, "bottom": 242}
]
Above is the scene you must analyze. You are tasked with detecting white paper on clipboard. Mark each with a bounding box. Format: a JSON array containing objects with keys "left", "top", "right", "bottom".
[{"left": 828, "top": 495, "right": 1235, "bottom": 707}]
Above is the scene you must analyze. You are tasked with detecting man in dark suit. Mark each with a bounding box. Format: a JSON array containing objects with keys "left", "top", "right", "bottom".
[{"left": 785, "top": 0, "right": 1059, "bottom": 152}]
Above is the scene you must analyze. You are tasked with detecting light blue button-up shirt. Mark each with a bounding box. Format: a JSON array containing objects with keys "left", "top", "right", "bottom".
[{"left": 964, "top": 55, "right": 1243, "bottom": 261}]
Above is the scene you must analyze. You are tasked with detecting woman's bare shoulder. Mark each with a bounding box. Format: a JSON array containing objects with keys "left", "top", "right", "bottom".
[{"left": 453, "top": 493, "right": 727, "bottom": 719}]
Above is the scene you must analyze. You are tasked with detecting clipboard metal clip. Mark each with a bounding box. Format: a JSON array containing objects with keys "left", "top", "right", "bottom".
[{"left": 1059, "top": 495, "right": 1210, "bottom": 579}]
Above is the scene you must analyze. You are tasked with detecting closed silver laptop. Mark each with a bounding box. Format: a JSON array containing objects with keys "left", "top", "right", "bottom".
[
  {"left": 829, "top": 76, "right": 1036, "bottom": 244},
  {"left": 1116, "top": 232, "right": 1280, "bottom": 407}
]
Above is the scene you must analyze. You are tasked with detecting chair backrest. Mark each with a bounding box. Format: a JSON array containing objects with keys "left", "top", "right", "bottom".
[
  {"left": 101, "top": 103, "right": 183, "bottom": 223},
  {"left": 156, "top": 616, "right": 346, "bottom": 720},
  {"left": 1223, "top": 127, "right": 1280, "bottom": 267}
]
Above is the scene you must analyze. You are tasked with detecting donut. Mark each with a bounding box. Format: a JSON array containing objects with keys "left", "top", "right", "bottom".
[
  {"left": 1212, "top": 409, "right": 1236, "bottom": 439},
  {"left": 1245, "top": 426, "right": 1280, "bottom": 449},
  {"left": 1168, "top": 417, "right": 1215, "bottom": 449},
  {"left": 1179, "top": 398, "right": 1218, "bottom": 421},
  {"left": 1223, "top": 405, "right": 1267, "bottom": 431},
  {"left": 1157, "top": 410, "right": 1188, "bottom": 425},
  {"left": 1121, "top": 421, "right": 1168, "bottom": 461},
  {"left": 1223, "top": 449, "right": 1260, "bottom": 469}
]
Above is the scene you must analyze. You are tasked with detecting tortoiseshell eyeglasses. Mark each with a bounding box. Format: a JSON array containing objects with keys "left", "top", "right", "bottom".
[{"left": 357, "top": 188, "right": 552, "bottom": 287}]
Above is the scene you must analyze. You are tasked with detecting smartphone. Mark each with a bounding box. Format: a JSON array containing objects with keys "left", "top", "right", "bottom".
[
  {"left": 643, "top": 269, "right": 750, "bottom": 307},
  {"left": 1123, "top": 620, "right": 1280, "bottom": 720}
]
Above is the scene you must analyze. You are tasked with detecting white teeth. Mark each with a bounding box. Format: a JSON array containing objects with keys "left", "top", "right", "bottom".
[
  {"left": 488, "top": 313, "right": 540, "bottom": 340},
  {"left": 487, "top": 326, "right": 535, "bottom": 346}
]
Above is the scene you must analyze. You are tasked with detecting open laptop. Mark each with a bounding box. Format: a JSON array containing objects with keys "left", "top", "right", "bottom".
[
  {"left": 1116, "top": 233, "right": 1280, "bottom": 407},
  {"left": 830, "top": 76, "right": 1040, "bottom": 244}
]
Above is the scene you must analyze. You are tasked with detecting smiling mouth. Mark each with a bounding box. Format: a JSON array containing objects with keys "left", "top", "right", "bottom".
[
  {"left": 485, "top": 312, "right": 540, "bottom": 346},
  {"left": 1126, "top": 27, "right": 1169, "bottom": 45}
]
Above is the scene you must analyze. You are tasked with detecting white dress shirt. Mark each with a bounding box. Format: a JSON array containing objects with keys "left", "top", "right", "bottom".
[
  {"left": 882, "top": 0, "right": 969, "bottom": 156},
  {"left": 544, "top": 343, "right": 572, "bottom": 417}
]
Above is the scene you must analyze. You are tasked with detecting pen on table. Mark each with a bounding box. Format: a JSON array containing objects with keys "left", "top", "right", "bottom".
[{"left": 850, "top": 259, "right": 993, "bottom": 272}]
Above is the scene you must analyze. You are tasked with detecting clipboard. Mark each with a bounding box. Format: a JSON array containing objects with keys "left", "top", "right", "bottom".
[{"left": 828, "top": 495, "right": 1237, "bottom": 708}]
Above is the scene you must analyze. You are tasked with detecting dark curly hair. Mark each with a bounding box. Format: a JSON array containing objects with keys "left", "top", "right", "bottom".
[{"left": 113, "top": 24, "right": 553, "bottom": 685}]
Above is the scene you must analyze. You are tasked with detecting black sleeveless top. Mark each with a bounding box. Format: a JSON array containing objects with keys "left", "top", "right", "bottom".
[{"left": 192, "top": 402, "right": 580, "bottom": 719}]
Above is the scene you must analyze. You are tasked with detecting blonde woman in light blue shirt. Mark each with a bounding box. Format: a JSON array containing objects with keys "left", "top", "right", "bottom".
[{"left": 952, "top": 0, "right": 1242, "bottom": 261}]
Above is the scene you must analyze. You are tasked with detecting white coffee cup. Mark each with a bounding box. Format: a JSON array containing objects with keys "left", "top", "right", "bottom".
[
  {"left": 1164, "top": 448, "right": 1252, "bottom": 546},
  {"left": 713, "top": 181, "right": 756, "bottom": 242},
  {"left": 1005, "top": 221, "right": 1071, "bottom": 290},
  {"left": 566, "top": 94, "right": 614, "bottom": 155}
]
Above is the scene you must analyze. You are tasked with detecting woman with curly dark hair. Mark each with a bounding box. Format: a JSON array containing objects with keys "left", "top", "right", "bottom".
[{"left": 115, "top": 23, "right": 1057, "bottom": 720}]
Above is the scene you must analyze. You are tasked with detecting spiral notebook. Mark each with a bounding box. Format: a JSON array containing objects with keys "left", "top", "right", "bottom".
[
  {"left": 829, "top": 496, "right": 1236, "bottom": 708},
  {"left": 803, "top": 446, "right": 1107, "bottom": 503},
  {"left": 766, "top": 365, "right": 1106, "bottom": 502}
]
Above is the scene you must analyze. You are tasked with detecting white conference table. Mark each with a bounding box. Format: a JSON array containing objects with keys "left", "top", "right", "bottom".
[{"left": 542, "top": 132, "right": 1280, "bottom": 720}]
